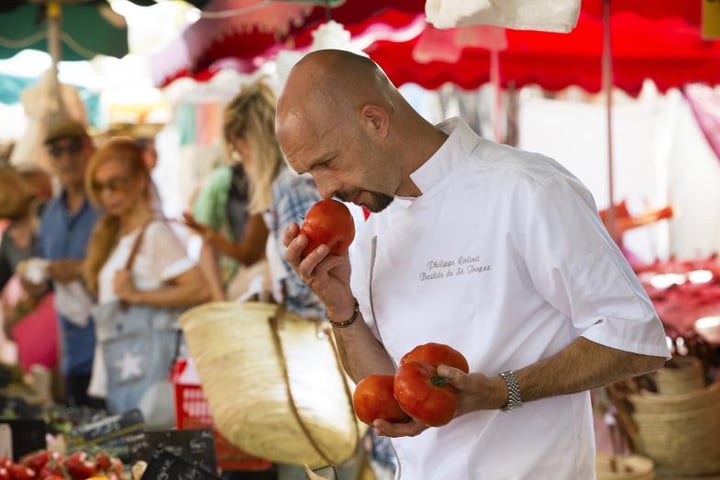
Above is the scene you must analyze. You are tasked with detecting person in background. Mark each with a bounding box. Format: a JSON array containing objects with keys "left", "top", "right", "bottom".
[
  {"left": 278, "top": 50, "right": 670, "bottom": 479},
  {"left": 183, "top": 162, "right": 266, "bottom": 301},
  {"left": 0, "top": 167, "right": 42, "bottom": 293},
  {"left": 82, "top": 137, "right": 210, "bottom": 415},
  {"left": 23, "top": 120, "right": 101, "bottom": 408},
  {"left": 132, "top": 133, "right": 163, "bottom": 212},
  {"left": 0, "top": 166, "right": 57, "bottom": 375}
]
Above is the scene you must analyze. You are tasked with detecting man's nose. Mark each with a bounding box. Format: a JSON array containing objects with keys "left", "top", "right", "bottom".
[{"left": 314, "top": 174, "right": 341, "bottom": 200}]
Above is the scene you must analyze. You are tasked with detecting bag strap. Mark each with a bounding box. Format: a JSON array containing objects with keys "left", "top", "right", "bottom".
[
  {"left": 119, "top": 218, "right": 154, "bottom": 310},
  {"left": 268, "top": 306, "right": 359, "bottom": 467},
  {"left": 124, "top": 218, "right": 154, "bottom": 271}
]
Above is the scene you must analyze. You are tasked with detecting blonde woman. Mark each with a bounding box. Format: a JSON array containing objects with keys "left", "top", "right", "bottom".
[{"left": 83, "top": 138, "right": 210, "bottom": 418}]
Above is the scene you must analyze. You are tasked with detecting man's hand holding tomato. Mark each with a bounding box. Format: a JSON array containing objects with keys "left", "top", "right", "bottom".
[
  {"left": 283, "top": 221, "right": 355, "bottom": 321},
  {"left": 373, "top": 364, "right": 509, "bottom": 438}
]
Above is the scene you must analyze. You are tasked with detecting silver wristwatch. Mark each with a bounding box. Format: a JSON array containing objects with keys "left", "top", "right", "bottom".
[{"left": 499, "top": 370, "right": 523, "bottom": 411}]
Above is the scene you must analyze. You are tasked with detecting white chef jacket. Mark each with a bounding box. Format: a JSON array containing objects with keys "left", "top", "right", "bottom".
[{"left": 349, "top": 119, "right": 669, "bottom": 480}]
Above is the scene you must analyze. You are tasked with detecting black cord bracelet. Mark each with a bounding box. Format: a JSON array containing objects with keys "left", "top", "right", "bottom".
[{"left": 329, "top": 299, "right": 360, "bottom": 328}]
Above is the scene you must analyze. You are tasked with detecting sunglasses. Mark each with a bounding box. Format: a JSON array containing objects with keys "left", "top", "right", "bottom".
[
  {"left": 91, "top": 176, "right": 132, "bottom": 195},
  {"left": 48, "top": 138, "right": 84, "bottom": 158}
]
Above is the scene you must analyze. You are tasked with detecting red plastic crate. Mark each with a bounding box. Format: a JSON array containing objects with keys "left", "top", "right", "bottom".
[{"left": 172, "top": 359, "right": 272, "bottom": 471}]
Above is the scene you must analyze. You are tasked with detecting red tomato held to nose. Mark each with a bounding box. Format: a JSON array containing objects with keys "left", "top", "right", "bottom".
[
  {"left": 394, "top": 361, "right": 459, "bottom": 427},
  {"left": 353, "top": 374, "right": 411, "bottom": 426},
  {"left": 300, "top": 199, "right": 355, "bottom": 258},
  {"left": 400, "top": 342, "right": 469, "bottom": 373}
]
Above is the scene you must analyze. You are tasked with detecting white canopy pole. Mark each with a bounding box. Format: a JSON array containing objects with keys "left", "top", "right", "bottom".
[{"left": 602, "top": 0, "right": 617, "bottom": 241}]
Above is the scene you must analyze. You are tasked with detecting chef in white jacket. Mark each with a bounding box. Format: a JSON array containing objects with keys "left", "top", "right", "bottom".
[{"left": 277, "top": 50, "right": 669, "bottom": 480}]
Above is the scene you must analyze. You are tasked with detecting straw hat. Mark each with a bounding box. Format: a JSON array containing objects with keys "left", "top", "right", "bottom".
[
  {"left": 106, "top": 122, "right": 163, "bottom": 139},
  {"left": 44, "top": 119, "right": 88, "bottom": 145}
]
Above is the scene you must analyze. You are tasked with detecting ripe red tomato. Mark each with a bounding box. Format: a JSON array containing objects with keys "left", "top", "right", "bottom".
[
  {"left": 400, "top": 342, "right": 469, "bottom": 373},
  {"left": 63, "top": 452, "right": 97, "bottom": 480},
  {"left": 94, "top": 452, "right": 111, "bottom": 473},
  {"left": 0, "top": 466, "right": 9, "bottom": 480},
  {"left": 394, "top": 361, "right": 458, "bottom": 427},
  {"left": 19, "top": 450, "right": 61, "bottom": 474},
  {"left": 353, "top": 374, "right": 411, "bottom": 426},
  {"left": 299, "top": 199, "right": 355, "bottom": 258},
  {"left": 7, "top": 464, "right": 36, "bottom": 480},
  {"left": 38, "top": 464, "right": 65, "bottom": 479}
]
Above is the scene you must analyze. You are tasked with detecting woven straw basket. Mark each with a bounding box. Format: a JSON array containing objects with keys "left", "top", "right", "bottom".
[
  {"left": 629, "top": 381, "right": 720, "bottom": 475},
  {"left": 179, "top": 301, "right": 363, "bottom": 468},
  {"left": 653, "top": 356, "right": 705, "bottom": 395},
  {"left": 596, "top": 453, "right": 655, "bottom": 480}
]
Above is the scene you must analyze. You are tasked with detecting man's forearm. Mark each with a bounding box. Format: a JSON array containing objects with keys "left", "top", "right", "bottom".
[
  {"left": 514, "top": 337, "right": 666, "bottom": 403},
  {"left": 331, "top": 312, "right": 396, "bottom": 383}
]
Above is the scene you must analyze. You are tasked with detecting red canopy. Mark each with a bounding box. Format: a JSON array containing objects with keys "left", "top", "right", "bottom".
[
  {"left": 151, "top": 0, "right": 425, "bottom": 87},
  {"left": 152, "top": 0, "right": 718, "bottom": 94},
  {"left": 366, "top": 10, "right": 720, "bottom": 95}
]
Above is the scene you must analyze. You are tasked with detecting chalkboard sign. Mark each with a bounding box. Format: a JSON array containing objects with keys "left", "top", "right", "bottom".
[
  {"left": 141, "top": 449, "right": 221, "bottom": 480},
  {"left": 0, "top": 420, "right": 46, "bottom": 461},
  {"left": 66, "top": 409, "right": 145, "bottom": 461},
  {"left": 127, "top": 429, "right": 217, "bottom": 473}
]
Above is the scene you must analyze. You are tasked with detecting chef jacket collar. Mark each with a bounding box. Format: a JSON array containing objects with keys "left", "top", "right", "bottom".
[{"left": 408, "top": 117, "right": 479, "bottom": 198}]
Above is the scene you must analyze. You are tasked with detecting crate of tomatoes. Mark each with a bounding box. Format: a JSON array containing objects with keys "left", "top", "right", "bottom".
[{"left": 0, "top": 449, "right": 126, "bottom": 480}]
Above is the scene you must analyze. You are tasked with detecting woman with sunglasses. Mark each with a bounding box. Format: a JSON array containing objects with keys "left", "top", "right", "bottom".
[{"left": 83, "top": 138, "right": 210, "bottom": 418}]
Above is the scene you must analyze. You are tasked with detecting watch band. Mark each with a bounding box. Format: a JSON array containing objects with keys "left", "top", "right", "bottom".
[{"left": 499, "top": 370, "right": 523, "bottom": 411}]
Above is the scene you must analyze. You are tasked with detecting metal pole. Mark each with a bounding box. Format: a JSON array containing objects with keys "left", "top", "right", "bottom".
[
  {"left": 46, "top": 0, "right": 68, "bottom": 123},
  {"left": 602, "top": 0, "right": 617, "bottom": 241}
]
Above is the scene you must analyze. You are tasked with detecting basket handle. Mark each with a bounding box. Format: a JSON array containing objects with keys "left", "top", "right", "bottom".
[{"left": 268, "top": 307, "right": 360, "bottom": 467}]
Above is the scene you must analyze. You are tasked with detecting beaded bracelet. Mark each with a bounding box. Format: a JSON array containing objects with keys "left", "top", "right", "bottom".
[{"left": 329, "top": 299, "right": 360, "bottom": 328}]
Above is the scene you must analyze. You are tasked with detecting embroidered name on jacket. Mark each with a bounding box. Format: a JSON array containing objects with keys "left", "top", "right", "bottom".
[{"left": 420, "top": 255, "right": 491, "bottom": 281}]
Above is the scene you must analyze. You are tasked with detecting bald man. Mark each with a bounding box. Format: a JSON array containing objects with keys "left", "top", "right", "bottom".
[{"left": 278, "top": 50, "right": 669, "bottom": 479}]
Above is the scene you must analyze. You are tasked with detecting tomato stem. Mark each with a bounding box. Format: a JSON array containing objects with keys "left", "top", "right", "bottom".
[{"left": 430, "top": 375, "right": 449, "bottom": 388}]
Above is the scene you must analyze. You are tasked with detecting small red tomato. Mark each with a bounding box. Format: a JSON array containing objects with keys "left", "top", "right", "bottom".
[
  {"left": 400, "top": 342, "right": 469, "bottom": 373},
  {"left": 0, "top": 459, "right": 10, "bottom": 470},
  {"left": 353, "top": 374, "right": 411, "bottom": 426},
  {"left": 0, "top": 466, "right": 8, "bottom": 480},
  {"left": 299, "top": 199, "right": 355, "bottom": 258},
  {"left": 19, "top": 450, "right": 61, "bottom": 474},
  {"left": 94, "top": 452, "right": 111, "bottom": 473},
  {"left": 37, "top": 453, "right": 65, "bottom": 479},
  {"left": 63, "top": 452, "right": 97, "bottom": 480},
  {"left": 7, "top": 464, "right": 36, "bottom": 480},
  {"left": 394, "top": 361, "right": 458, "bottom": 427},
  {"left": 108, "top": 456, "right": 124, "bottom": 475}
]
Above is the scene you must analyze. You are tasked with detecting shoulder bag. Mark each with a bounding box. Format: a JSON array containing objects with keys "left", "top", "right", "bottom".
[{"left": 93, "top": 220, "right": 183, "bottom": 429}]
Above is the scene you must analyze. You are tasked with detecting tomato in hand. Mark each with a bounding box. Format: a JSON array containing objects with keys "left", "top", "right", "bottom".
[
  {"left": 353, "top": 374, "right": 411, "bottom": 426},
  {"left": 400, "top": 342, "right": 469, "bottom": 373},
  {"left": 299, "top": 199, "right": 355, "bottom": 258},
  {"left": 394, "top": 361, "right": 459, "bottom": 427}
]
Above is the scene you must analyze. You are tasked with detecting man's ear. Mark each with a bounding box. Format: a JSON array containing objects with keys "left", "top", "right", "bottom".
[{"left": 359, "top": 104, "right": 390, "bottom": 139}]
